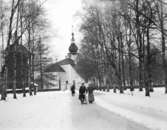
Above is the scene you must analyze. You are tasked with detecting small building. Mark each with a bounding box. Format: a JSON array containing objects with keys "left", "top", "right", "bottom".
[
  {"left": 45, "top": 32, "right": 85, "bottom": 90},
  {"left": 5, "top": 43, "right": 29, "bottom": 89}
]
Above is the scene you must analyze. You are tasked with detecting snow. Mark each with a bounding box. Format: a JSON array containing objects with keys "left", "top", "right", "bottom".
[
  {"left": 0, "top": 90, "right": 150, "bottom": 130},
  {"left": 95, "top": 88, "right": 167, "bottom": 130},
  {"left": 0, "top": 91, "right": 72, "bottom": 130}
]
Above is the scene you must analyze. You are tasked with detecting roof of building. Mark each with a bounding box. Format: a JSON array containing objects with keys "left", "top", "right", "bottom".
[
  {"left": 5, "top": 43, "right": 30, "bottom": 55},
  {"left": 57, "top": 58, "right": 75, "bottom": 66},
  {"left": 45, "top": 63, "right": 65, "bottom": 72},
  {"left": 44, "top": 58, "right": 76, "bottom": 73}
]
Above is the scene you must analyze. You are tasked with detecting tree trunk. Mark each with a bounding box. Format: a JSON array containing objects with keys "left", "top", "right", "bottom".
[
  {"left": 128, "top": 44, "right": 133, "bottom": 91},
  {"left": 118, "top": 37, "right": 123, "bottom": 94},
  {"left": 139, "top": 56, "right": 143, "bottom": 91},
  {"left": 160, "top": 0, "right": 167, "bottom": 94},
  {"left": 121, "top": 37, "right": 126, "bottom": 89},
  {"left": 1, "top": 70, "right": 6, "bottom": 100},
  {"left": 135, "top": 0, "right": 144, "bottom": 92},
  {"left": 28, "top": 55, "right": 32, "bottom": 96},
  {"left": 0, "top": 1, "right": 6, "bottom": 100},
  {"left": 21, "top": 53, "right": 26, "bottom": 97},
  {"left": 32, "top": 53, "right": 36, "bottom": 95},
  {"left": 1, "top": 86, "right": 6, "bottom": 100},
  {"left": 28, "top": 22, "right": 32, "bottom": 96},
  {"left": 13, "top": 51, "right": 17, "bottom": 99},
  {"left": 145, "top": 27, "right": 151, "bottom": 97},
  {"left": 39, "top": 38, "right": 44, "bottom": 90}
]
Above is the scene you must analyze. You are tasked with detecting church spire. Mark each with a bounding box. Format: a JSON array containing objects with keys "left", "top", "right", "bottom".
[
  {"left": 71, "top": 25, "right": 75, "bottom": 43},
  {"left": 69, "top": 28, "right": 78, "bottom": 55},
  {"left": 71, "top": 32, "right": 75, "bottom": 43}
]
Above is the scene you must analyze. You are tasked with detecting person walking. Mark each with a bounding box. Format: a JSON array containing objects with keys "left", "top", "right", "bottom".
[
  {"left": 87, "top": 81, "right": 95, "bottom": 104},
  {"left": 79, "top": 83, "right": 87, "bottom": 104},
  {"left": 70, "top": 81, "right": 75, "bottom": 96}
]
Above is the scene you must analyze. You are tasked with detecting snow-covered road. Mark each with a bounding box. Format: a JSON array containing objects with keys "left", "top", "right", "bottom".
[{"left": 0, "top": 91, "right": 150, "bottom": 130}]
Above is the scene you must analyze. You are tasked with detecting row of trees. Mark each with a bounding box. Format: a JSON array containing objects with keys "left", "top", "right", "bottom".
[
  {"left": 78, "top": 0, "right": 167, "bottom": 96},
  {"left": 0, "top": 0, "right": 52, "bottom": 100}
]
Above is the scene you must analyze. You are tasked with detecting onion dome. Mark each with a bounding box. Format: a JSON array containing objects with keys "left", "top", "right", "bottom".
[{"left": 69, "top": 32, "right": 78, "bottom": 54}]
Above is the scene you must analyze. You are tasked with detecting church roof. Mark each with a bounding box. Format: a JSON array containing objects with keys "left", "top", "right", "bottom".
[
  {"left": 57, "top": 58, "right": 75, "bottom": 66},
  {"left": 45, "top": 63, "right": 65, "bottom": 72},
  {"left": 45, "top": 58, "right": 75, "bottom": 73}
]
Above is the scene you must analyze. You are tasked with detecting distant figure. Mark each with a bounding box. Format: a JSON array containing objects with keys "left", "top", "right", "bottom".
[
  {"left": 87, "top": 81, "right": 95, "bottom": 103},
  {"left": 71, "top": 81, "right": 75, "bottom": 96},
  {"left": 65, "top": 81, "right": 68, "bottom": 90},
  {"left": 79, "top": 83, "right": 87, "bottom": 104}
]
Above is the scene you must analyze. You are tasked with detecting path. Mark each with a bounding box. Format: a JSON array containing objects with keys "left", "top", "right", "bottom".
[{"left": 0, "top": 91, "right": 150, "bottom": 130}]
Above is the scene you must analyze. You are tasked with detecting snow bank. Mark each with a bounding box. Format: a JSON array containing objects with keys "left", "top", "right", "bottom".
[
  {"left": 95, "top": 88, "right": 167, "bottom": 130},
  {"left": 0, "top": 91, "right": 73, "bottom": 130}
]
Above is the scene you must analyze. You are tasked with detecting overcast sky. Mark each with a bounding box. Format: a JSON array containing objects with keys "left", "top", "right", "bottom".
[{"left": 44, "top": 0, "right": 83, "bottom": 61}]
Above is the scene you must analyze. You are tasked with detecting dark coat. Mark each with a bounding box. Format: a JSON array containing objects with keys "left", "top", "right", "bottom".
[
  {"left": 79, "top": 85, "right": 87, "bottom": 95},
  {"left": 79, "top": 85, "right": 87, "bottom": 100},
  {"left": 71, "top": 85, "right": 75, "bottom": 91},
  {"left": 71, "top": 85, "right": 75, "bottom": 95},
  {"left": 87, "top": 84, "right": 95, "bottom": 102}
]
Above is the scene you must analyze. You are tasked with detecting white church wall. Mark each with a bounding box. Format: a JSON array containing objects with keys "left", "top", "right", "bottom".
[
  {"left": 61, "top": 64, "right": 84, "bottom": 90},
  {"left": 58, "top": 71, "right": 68, "bottom": 90},
  {"left": 60, "top": 65, "right": 71, "bottom": 90}
]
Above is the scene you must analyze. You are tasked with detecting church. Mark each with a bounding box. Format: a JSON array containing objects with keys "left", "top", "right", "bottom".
[{"left": 45, "top": 32, "right": 85, "bottom": 90}]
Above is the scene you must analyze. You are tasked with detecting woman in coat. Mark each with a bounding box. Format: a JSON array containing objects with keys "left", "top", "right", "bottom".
[{"left": 87, "top": 82, "right": 95, "bottom": 103}]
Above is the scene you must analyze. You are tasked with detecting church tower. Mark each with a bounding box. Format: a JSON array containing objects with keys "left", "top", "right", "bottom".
[{"left": 68, "top": 32, "right": 78, "bottom": 64}]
